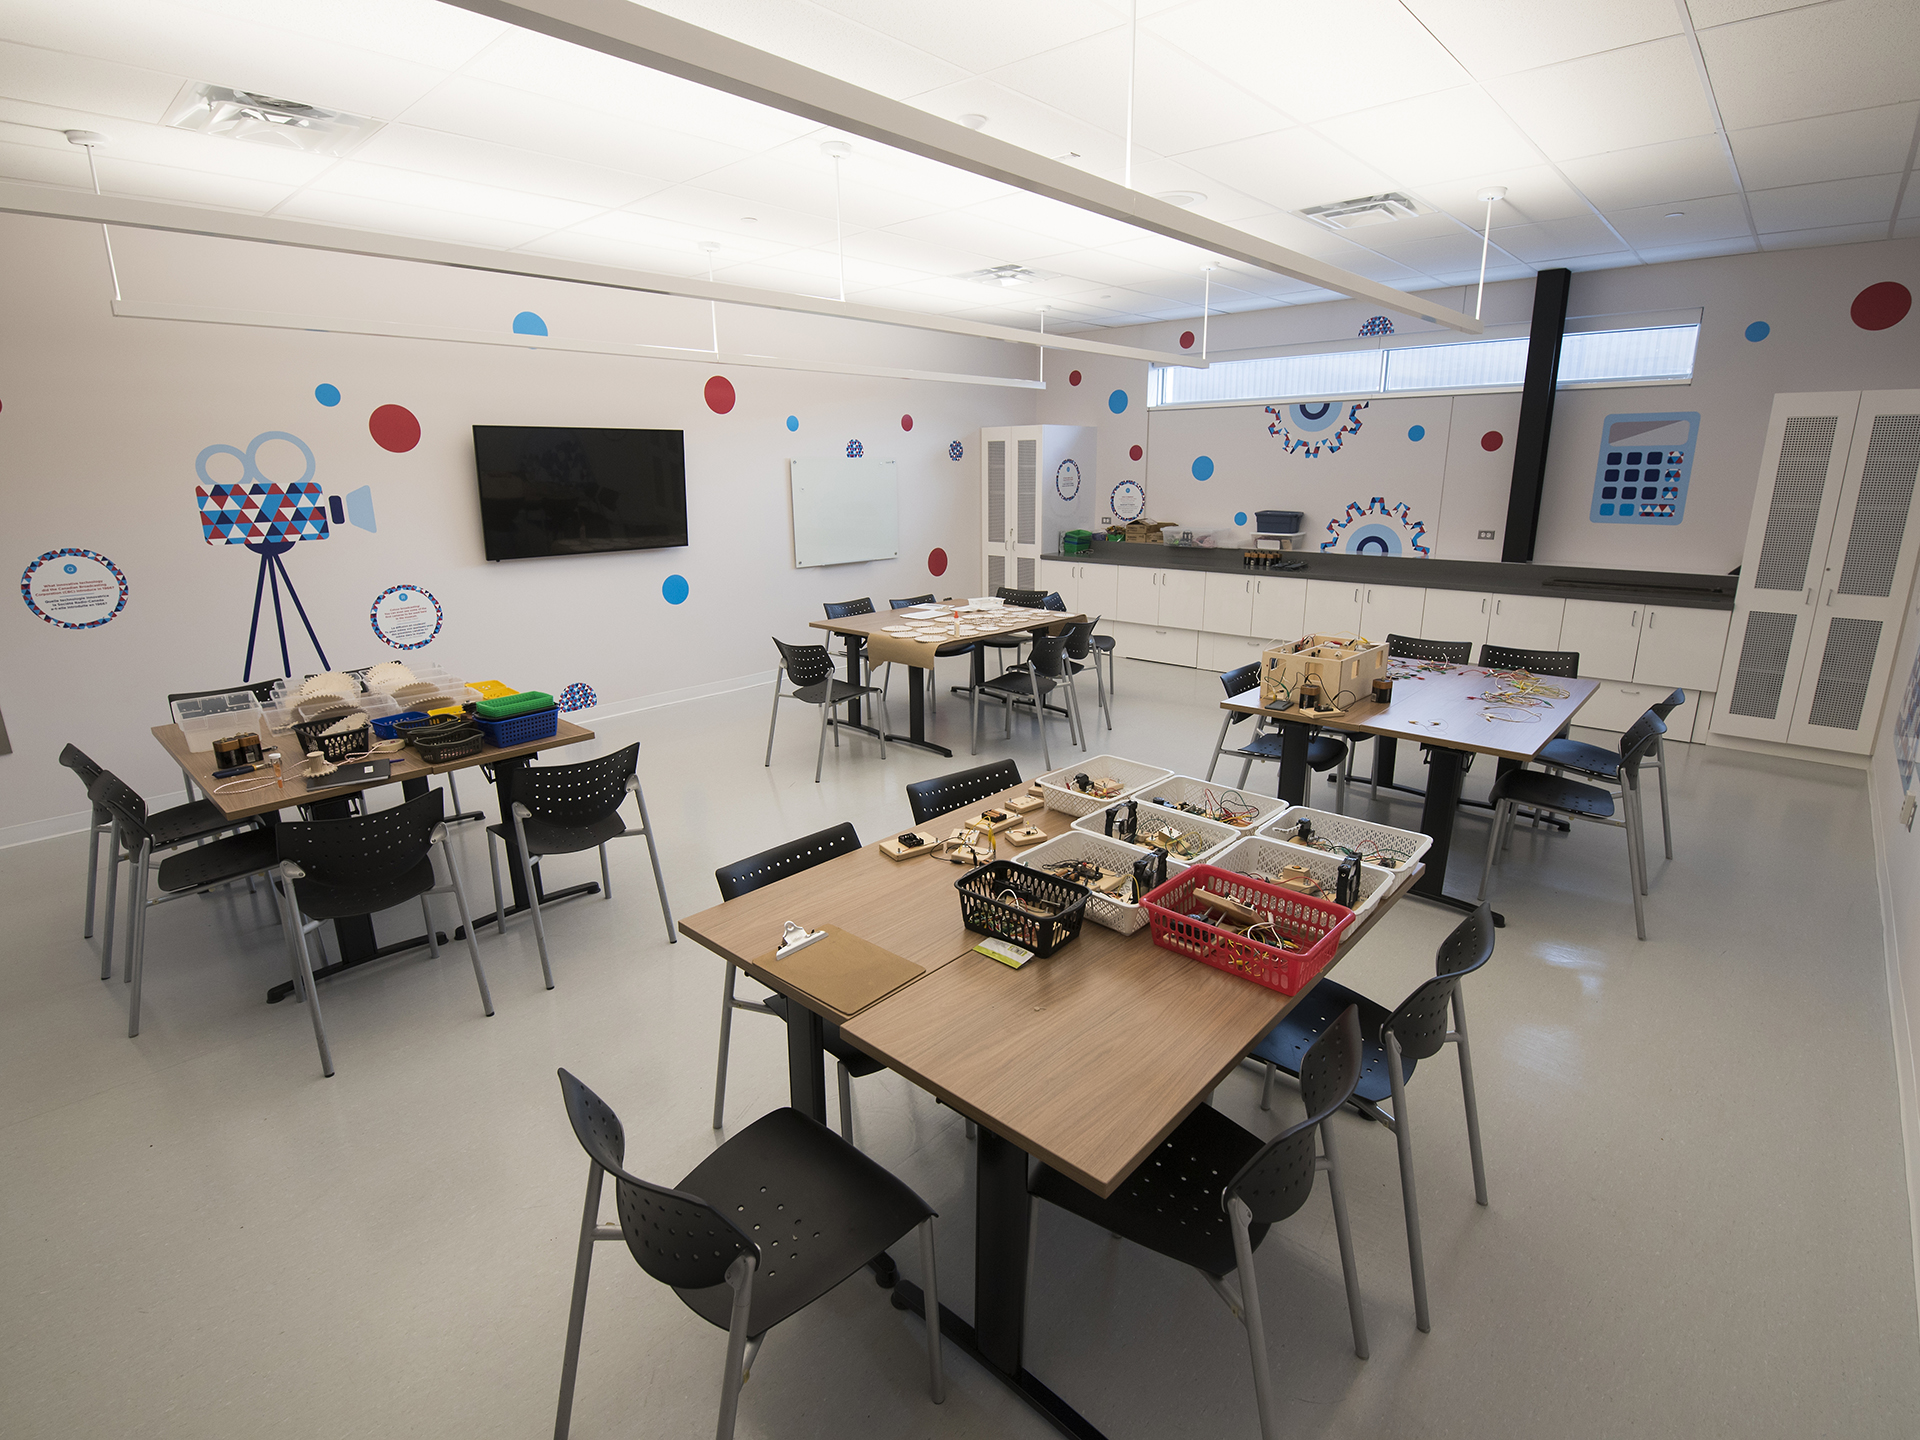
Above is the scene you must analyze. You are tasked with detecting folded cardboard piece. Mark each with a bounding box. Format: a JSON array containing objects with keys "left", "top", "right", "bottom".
[{"left": 753, "top": 924, "right": 924, "bottom": 1018}]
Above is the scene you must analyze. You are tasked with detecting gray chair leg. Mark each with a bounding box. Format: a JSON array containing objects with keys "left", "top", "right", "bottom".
[
  {"left": 422, "top": 894, "right": 440, "bottom": 957},
  {"left": 126, "top": 842, "right": 153, "bottom": 1038},
  {"left": 1654, "top": 736, "right": 1674, "bottom": 859},
  {"left": 1624, "top": 783, "right": 1648, "bottom": 941},
  {"left": 918, "top": 1217, "right": 945, "bottom": 1403},
  {"left": 554, "top": 1160, "right": 604, "bottom": 1440},
  {"left": 486, "top": 830, "right": 508, "bottom": 936},
  {"left": 1205, "top": 715, "right": 1233, "bottom": 782},
  {"left": 598, "top": 842, "right": 613, "bottom": 901},
  {"left": 814, "top": 700, "right": 832, "bottom": 783},
  {"left": 83, "top": 812, "right": 106, "bottom": 939},
  {"left": 763, "top": 670, "right": 783, "bottom": 768},
  {"left": 714, "top": 1255, "right": 757, "bottom": 1440},
  {"left": 965, "top": 1119, "right": 977, "bottom": 1141},
  {"left": 1319, "top": 1119, "right": 1370, "bottom": 1359},
  {"left": 1452, "top": 986, "right": 1488, "bottom": 1206},
  {"left": 712, "top": 963, "right": 739, "bottom": 1130},
  {"left": 836, "top": 1061, "right": 854, "bottom": 1143},
  {"left": 99, "top": 816, "right": 121, "bottom": 981},
  {"left": 440, "top": 836, "right": 494, "bottom": 1016},
  {"left": 1477, "top": 797, "right": 1508, "bottom": 902},
  {"left": 1227, "top": 1196, "right": 1280, "bottom": 1440},
  {"left": 1036, "top": 685, "right": 1052, "bottom": 771},
  {"left": 1385, "top": 1034, "right": 1430, "bottom": 1332},
  {"left": 510, "top": 808, "right": 555, "bottom": 988},
  {"left": 1260, "top": 1058, "right": 1275, "bottom": 1112},
  {"left": 970, "top": 684, "right": 982, "bottom": 757},
  {"left": 630, "top": 780, "right": 676, "bottom": 944},
  {"left": 275, "top": 877, "right": 334, "bottom": 1077}
]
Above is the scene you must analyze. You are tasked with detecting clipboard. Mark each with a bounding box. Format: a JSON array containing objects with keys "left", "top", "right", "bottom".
[{"left": 753, "top": 924, "right": 924, "bottom": 1019}]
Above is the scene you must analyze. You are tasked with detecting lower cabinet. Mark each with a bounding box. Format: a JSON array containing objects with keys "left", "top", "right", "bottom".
[
  {"left": 1111, "top": 620, "right": 1199, "bottom": 667},
  {"left": 1198, "top": 631, "right": 1278, "bottom": 674},
  {"left": 1569, "top": 684, "right": 1711, "bottom": 742}
]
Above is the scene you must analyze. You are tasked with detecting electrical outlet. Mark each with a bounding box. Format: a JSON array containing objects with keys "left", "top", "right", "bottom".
[
  {"left": 1477, "top": 530, "right": 1496, "bottom": 540},
  {"left": 1902, "top": 794, "right": 1916, "bottom": 831}
]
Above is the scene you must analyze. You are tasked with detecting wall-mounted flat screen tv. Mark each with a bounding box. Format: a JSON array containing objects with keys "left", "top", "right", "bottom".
[{"left": 473, "top": 425, "right": 688, "bottom": 560}]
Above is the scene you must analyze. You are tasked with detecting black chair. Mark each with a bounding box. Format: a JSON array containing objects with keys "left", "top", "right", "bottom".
[
  {"left": 1359, "top": 636, "right": 1474, "bottom": 802},
  {"left": 888, "top": 594, "right": 975, "bottom": 714},
  {"left": 1028, "top": 1007, "right": 1368, "bottom": 1439},
  {"left": 906, "top": 760, "right": 1021, "bottom": 825},
  {"left": 765, "top": 637, "right": 889, "bottom": 782},
  {"left": 972, "top": 631, "right": 1084, "bottom": 768},
  {"left": 1248, "top": 904, "right": 1494, "bottom": 1333},
  {"left": 1539, "top": 687, "right": 1684, "bottom": 861},
  {"left": 276, "top": 789, "right": 492, "bottom": 1077},
  {"left": 484, "top": 742, "right": 674, "bottom": 990},
  {"left": 1204, "top": 663, "right": 1349, "bottom": 808},
  {"left": 709, "top": 824, "right": 880, "bottom": 1139},
  {"left": 1479, "top": 712, "right": 1664, "bottom": 940},
  {"left": 1091, "top": 630, "right": 1117, "bottom": 703},
  {"left": 822, "top": 597, "right": 875, "bottom": 669},
  {"left": 1478, "top": 644, "right": 1579, "bottom": 678},
  {"left": 88, "top": 770, "right": 280, "bottom": 1039},
  {"left": 553, "top": 1071, "right": 944, "bottom": 1440},
  {"left": 976, "top": 585, "right": 1050, "bottom": 673},
  {"left": 60, "top": 742, "right": 238, "bottom": 954}
]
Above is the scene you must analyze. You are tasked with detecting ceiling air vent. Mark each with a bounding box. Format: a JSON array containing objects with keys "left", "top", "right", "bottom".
[
  {"left": 163, "top": 82, "right": 382, "bottom": 157},
  {"left": 961, "top": 264, "right": 1054, "bottom": 287},
  {"left": 1300, "top": 192, "right": 1429, "bottom": 230}
]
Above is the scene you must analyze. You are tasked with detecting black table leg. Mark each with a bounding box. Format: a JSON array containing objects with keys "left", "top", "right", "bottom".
[
  {"left": 1273, "top": 716, "right": 1311, "bottom": 806},
  {"left": 785, "top": 999, "right": 828, "bottom": 1124},
  {"left": 1412, "top": 746, "right": 1505, "bottom": 927},
  {"left": 1375, "top": 736, "right": 1397, "bottom": 789},
  {"left": 883, "top": 663, "right": 954, "bottom": 757}
]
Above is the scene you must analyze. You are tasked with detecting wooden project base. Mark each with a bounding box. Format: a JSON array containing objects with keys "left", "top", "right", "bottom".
[{"left": 879, "top": 833, "right": 942, "bottom": 861}]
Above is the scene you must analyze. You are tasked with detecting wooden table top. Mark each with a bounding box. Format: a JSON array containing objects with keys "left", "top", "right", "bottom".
[
  {"left": 676, "top": 782, "right": 1087, "bottom": 1021},
  {"left": 1222, "top": 663, "right": 1599, "bottom": 763},
  {"left": 842, "top": 863, "right": 1419, "bottom": 1197},
  {"left": 152, "top": 717, "right": 597, "bottom": 821}
]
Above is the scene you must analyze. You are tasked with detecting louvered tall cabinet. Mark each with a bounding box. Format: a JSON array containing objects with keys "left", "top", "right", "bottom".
[
  {"left": 979, "top": 426, "right": 1097, "bottom": 594},
  {"left": 1714, "top": 390, "right": 1920, "bottom": 754}
]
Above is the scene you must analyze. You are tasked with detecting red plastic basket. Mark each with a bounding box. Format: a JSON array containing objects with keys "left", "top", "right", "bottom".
[{"left": 1140, "top": 864, "right": 1354, "bottom": 995}]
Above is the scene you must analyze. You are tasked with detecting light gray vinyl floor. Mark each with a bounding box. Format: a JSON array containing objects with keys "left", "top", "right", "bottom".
[{"left": 2, "top": 659, "right": 1917, "bottom": 1439}]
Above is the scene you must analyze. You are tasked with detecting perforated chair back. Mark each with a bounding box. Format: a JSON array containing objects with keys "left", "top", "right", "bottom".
[
  {"left": 277, "top": 789, "right": 444, "bottom": 883},
  {"left": 1650, "top": 688, "right": 1687, "bottom": 721},
  {"left": 1025, "top": 631, "right": 1070, "bottom": 679},
  {"left": 558, "top": 1069, "right": 755, "bottom": 1289},
  {"left": 890, "top": 594, "right": 935, "bottom": 609},
  {"left": 88, "top": 771, "right": 150, "bottom": 844},
  {"left": 1388, "top": 634, "right": 1471, "bottom": 664},
  {"left": 1479, "top": 644, "right": 1579, "bottom": 677},
  {"left": 715, "top": 823, "right": 861, "bottom": 901},
  {"left": 823, "top": 598, "right": 874, "bottom": 620},
  {"left": 1042, "top": 593, "right": 1068, "bottom": 611},
  {"left": 773, "top": 637, "right": 836, "bottom": 688},
  {"left": 995, "top": 587, "right": 1049, "bottom": 608},
  {"left": 1388, "top": 903, "right": 1495, "bottom": 1062},
  {"left": 60, "top": 743, "right": 105, "bottom": 795},
  {"left": 906, "top": 760, "right": 1021, "bottom": 824},
  {"left": 507, "top": 742, "right": 639, "bottom": 827},
  {"left": 1219, "top": 662, "right": 1262, "bottom": 726},
  {"left": 1618, "top": 711, "right": 1666, "bottom": 779},
  {"left": 1062, "top": 619, "right": 1096, "bottom": 662},
  {"left": 1226, "top": 1006, "right": 1362, "bottom": 1225}
]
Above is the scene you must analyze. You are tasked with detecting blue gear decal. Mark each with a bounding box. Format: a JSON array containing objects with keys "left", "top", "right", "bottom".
[
  {"left": 1264, "top": 400, "right": 1368, "bottom": 458},
  {"left": 1320, "top": 496, "right": 1432, "bottom": 556}
]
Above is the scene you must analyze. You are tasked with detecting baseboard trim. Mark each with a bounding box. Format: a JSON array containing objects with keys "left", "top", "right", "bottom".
[
  {"left": 1703, "top": 729, "right": 1869, "bottom": 770},
  {"left": 1868, "top": 771, "right": 1920, "bottom": 1341}
]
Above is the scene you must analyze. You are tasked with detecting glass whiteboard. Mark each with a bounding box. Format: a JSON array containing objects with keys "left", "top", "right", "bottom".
[{"left": 789, "top": 458, "right": 899, "bottom": 568}]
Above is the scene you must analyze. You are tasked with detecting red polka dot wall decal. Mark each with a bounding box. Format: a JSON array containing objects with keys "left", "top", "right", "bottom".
[
  {"left": 1129, "top": 444, "right": 1143, "bottom": 461},
  {"left": 1852, "top": 282, "right": 1912, "bottom": 331},
  {"left": 1480, "top": 430, "right": 1504, "bottom": 452},
  {"left": 928, "top": 547, "right": 949, "bottom": 577},
  {"left": 703, "top": 375, "right": 736, "bottom": 414},
  {"left": 1180, "top": 331, "right": 1195, "bottom": 349},
  {"left": 901, "top": 414, "right": 913, "bottom": 431},
  {"left": 1068, "top": 370, "right": 1082, "bottom": 386},
  {"left": 368, "top": 404, "right": 420, "bottom": 453}
]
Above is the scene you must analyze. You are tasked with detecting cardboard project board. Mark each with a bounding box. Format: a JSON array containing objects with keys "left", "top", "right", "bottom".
[
  {"left": 790, "top": 458, "right": 898, "bottom": 567},
  {"left": 754, "top": 925, "right": 924, "bottom": 1019}
]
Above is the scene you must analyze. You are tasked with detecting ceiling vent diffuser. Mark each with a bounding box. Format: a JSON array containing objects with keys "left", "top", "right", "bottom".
[
  {"left": 961, "top": 264, "right": 1054, "bottom": 287},
  {"left": 163, "top": 83, "right": 382, "bottom": 157},
  {"left": 1300, "top": 192, "right": 1430, "bottom": 230}
]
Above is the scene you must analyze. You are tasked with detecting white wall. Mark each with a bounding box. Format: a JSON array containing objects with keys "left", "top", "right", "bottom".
[{"left": 0, "top": 213, "right": 1035, "bottom": 837}]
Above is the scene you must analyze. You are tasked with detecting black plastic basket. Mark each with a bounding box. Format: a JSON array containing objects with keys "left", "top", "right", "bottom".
[
  {"left": 397, "top": 714, "right": 485, "bottom": 764},
  {"left": 291, "top": 717, "right": 372, "bottom": 764},
  {"left": 956, "top": 860, "right": 1089, "bottom": 958}
]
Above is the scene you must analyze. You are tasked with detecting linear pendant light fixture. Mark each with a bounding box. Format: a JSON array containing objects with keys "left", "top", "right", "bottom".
[{"left": 439, "top": 0, "right": 1483, "bottom": 335}]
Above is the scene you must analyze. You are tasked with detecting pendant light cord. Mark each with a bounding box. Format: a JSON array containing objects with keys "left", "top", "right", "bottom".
[{"left": 84, "top": 143, "right": 122, "bottom": 302}]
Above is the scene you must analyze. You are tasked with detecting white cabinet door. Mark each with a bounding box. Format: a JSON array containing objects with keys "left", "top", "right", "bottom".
[
  {"left": 1634, "top": 607, "right": 1730, "bottom": 691},
  {"left": 1420, "top": 588, "right": 1491, "bottom": 653},
  {"left": 1200, "top": 632, "right": 1274, "bottom": 674},
  {"left": 1250, "top": 576, "right": 1308, "bottom": 640},
  {"left": 1123, "top": 622, "right": 1200, "bottom": 667},
  {"left": 1303, "top": 579, "right": 1363, "bottom": 635},
  {"left": 1559, "top": 600, "right": 1643, "bottom": 681},
  {"left": 1077, "top": 563, "right": 1119, "bottom": 625},
  {"left": 1486, "top": 594, "right": 1567, "bottom": 654},
  {"left": 1114, "top": 567, "right": 1158, "bottom": 625},
  {"left": 1158, "top": 570, "right": 1208, "bottom": 631},
  {"left": 1038, "top": 560, "right": 1076, "bottom": 611},
  {"left": 1202, "top": 573, "right": 1255, "bottom": 637},
  {"left": 1359, "top": 584, "right": 1426, "bottom": 642},
  {"left": 1570, "top": 681, "right": 1665, "bottom": 736}
]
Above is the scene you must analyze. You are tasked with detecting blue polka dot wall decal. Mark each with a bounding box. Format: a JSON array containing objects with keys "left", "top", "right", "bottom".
[
  {"left": 846, "top": 439, "right": 863, "bottom": 458},
  {"left": 512, "top": 311, "right": 548, "bottom": 336},
  {"left": 1408, "top": 424, "right": 1425, "bottom": 441},
  {"left": 949, "top": 440, "right": 964, "bottom": 461},
  {"left": 786, "top": 415, "right": 799, "bottom": 431},
  {"left": 1108, "top": 389, "right": 1129, "bottom": 414},
  {"left": 314, "top": 383, "right": 340, "bottom": 407},
  {"left": 1745, "top": 321, "right": 1770, "bottom": 342},
  {"left": 662, "top": 574, "right": 690, "bottom": 605},
  {"left": 1234, "top": 511, "right": 1248, "bottom": 527},
  {"left": 1191, "top": 455, "right": 1214, "bottom": 480}
]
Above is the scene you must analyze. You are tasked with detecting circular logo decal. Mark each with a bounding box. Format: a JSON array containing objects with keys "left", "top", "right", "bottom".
[
  {"left": 369, "top": 584, "right": 443, "bottom": 650},
  {"left": 1055, "top": 458, "right": 1081, "bottom": 500},
  {"left": 20, "top": 548, "right": 129, "bottom": 629},
  {"left": 1110, "top": 480, "right": 1147, "bottom": 522}
]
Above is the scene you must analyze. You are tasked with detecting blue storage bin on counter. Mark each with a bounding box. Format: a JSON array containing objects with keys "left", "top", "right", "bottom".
[
  {"left": 475, "top": 706, "right": 560, "bottom": 748},
  {"left": 370, "top": 709, "right": 428, "bottom": 740}
]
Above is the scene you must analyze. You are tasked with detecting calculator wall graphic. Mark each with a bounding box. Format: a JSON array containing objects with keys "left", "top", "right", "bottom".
[{"left": 1589, "top": 411, "right": 1699, "bottom": 525}]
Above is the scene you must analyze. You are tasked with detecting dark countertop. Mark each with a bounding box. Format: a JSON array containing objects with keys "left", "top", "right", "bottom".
[{"left": 1045, "top": 540, "right": 1736, "bottom": 610}]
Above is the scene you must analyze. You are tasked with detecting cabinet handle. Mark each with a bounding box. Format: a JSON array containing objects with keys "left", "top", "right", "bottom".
[
  {"left": 1644, "top": 611, "right": 1653, "bottom": 628},
  {"left": 1353, "top": 587, "right": 1360, "bottom": 603},
  {"left": 1826, "top": 588, "right": 1833, "bottom": 605},
  {"left": 1480, "top": 597, "right": 1487, "bottom": 614},
  {"left": 1496, "top": 599, "right": 1503, "bottom": 615},
  {"left": 1367, "top": 588, "right": 1374, "bottom": 603},
  {"left": 1805, "top": 588, "right": 1813, "bottom": 605}
]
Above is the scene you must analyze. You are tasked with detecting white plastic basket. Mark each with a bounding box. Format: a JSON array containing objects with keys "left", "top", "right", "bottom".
[
  {"left": 1015, "top": 831, "right": 1186, "bottom": 934},
  {"left": 1073, "top": 800, "right": 1240, "bottom": 862},
  {"left": 1255, "top": 806, "right": 1431, "bottom": 873},
  {"left": 1037, "top": 755, "right": 1174, "bottom": 817},
  {"left": 1130, "top": 774, "right": 1287, "bottom": 832},
  {"left": 1211, "top": 835, "right": 1394, "bottom": 918}
]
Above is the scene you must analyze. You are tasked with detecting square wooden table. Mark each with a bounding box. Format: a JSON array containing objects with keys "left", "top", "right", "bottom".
[{"left": 680, "top": 781, "right": 1419, "bottom": 1438}]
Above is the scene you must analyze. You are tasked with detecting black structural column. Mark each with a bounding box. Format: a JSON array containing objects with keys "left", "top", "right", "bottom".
[{"left": 1501, "top": 267, "right": 1572, "bottom": 564}]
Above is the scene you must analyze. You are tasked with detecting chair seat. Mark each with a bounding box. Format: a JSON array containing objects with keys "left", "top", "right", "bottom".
[
  {"left": 1250, "top": 977, "right": 1412, "bottom": 1107},
  {"left": 763, "top": 994, "right": 886, "bottom": 1077},
  {"left": 152, "top": 829, "right": 279, "bottom": 895},
  {"left": 291, "top": 856, "right": 438, "bottom": 921},
  {"left": 1537, "top": 737, "right": 1621, "bottom": 780},
  {"left": 148, "top": 799, "right": 239, "bottom": 848},
  {"left": 976, "top": 634, "right": 1026, "bottom": 650},
  {"left": 1227, "top": 730, "right": 1347, "bottom": 773},
  {"left": 1492, "top": 770, "right": 1615, "bottom": 819},
  {"left": 487, "top": 810, "right": 626, "bottom": 857},
  {"left": 1030, "top": 1103, "right": 1272, "bottom": 1278},
  {"left": 978, "top": 671, "right": 1052, "bottom": 701},
  {"left": 932, "top": 641, "right": 976, "bottom": 657},
  {"left": 790, "top": 678, "right": 882, "bottom": 706},
  {"left": 670, "top": 1108, "right": 931, "bottom": 1334}
]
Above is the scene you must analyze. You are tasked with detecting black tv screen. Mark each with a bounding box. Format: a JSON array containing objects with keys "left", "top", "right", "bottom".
[{"left": 473, "top": 425, "right": 688, "bottom": 560}]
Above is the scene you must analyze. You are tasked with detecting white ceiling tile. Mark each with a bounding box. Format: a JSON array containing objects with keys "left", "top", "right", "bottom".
[
  {"left": 810, "top": 0, "right": 1122, "bottom": 73},
  {"left": 1687, "top": 0, "right": 1812, "bottom": 23},
  {"left": 567, "top": 208, "right": 793, "bottom": 266},
  {"left": 1748, "top": 173, "right": 1902, "bottom": 232},
  {"left": 1402, "top": 0, "right": 1681, "bottom": 78},
  {"left": 1357, "top": 231, "right": 1517, "bottom": 276},
  {"left": 517, "top": 229, "right": 712, "bottom": 277},
  {"left": 1153, "top": 0, "right": 1470, "bottom": 123},
  {"left": 1416, "top": 166, "right": 1598, "bottom": 224},
  {"left": 1484, "top": 37, "right": 1717, "bottom": 160},
  {"left": 0, "top": 96, "right": 335, "bottom": 183},
  {"left": 1700, "top": 0, "right": 1920, "bottom": 128},
  {"left": 1490, "top": 215, "right": 1631, "bottom": 263},
  {"left": 1905, "top": 185, "right": 1920, "bottom": 221},
  {"left": 1758, "top": 221, "right": 1898, "bottom": 250},
  {"left": 90, "top": 154, "right": 294, "bottom": 211},
  {"left": 350, "top": 125, "right": 667, "bottom": 210},
  {"left": 1894, "top": 216, "right": 1920, "bottom": 238},
  {"left": 628, "top": 0, "right": 968, "bottom": 99},
  {"left": 962, "top": 192, "right": 1142, "bottom": 249},
  {"left": 1176, "top": 127, "right": 1396, "bottom": 214},
  {"left": 1631, "top": 236, "right": 1758, "bottom": 263},
  {"left": 1556, "top": 135, "right": 1735, "bottom": 211},
  {"left": 305, "top": 161, "right": 606, "bottom": 231},
  {"left": 1605, "top": 193, "right": 1752, "bottom": 248},
  {"left": 185, "top": 0, "right": 505, "bottom": 70},
  {"left": 273, "top": 189, "right": 551, "bottom": 248},
  {"left": 0, "top": 135, "right": 93, "bottom": 188},
  {"left": 884, "top": 208, "right": 1078, "bottom": 263},
  {"left": 0, "top": 40, "right": 184, "bottom": 123},
  {"left": 902, "top": 75, "right": 1123, "bottom": 179},
  {"left": 1729, "top": 104, "right": 1920, "bottom": 191},
  {"left": 1314, "top": 87, "right": 1544, "bottom": 186},
  {"left": 691, "top": 153, "right": 946, "bottom": 230},
  {"left": 623, "top": 187, "right": 839, "bottom": 252}
]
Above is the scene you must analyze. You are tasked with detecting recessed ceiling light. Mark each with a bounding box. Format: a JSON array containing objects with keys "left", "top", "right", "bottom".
[
  {"left": 959, "top": 114, "right": 988, "bottom": 130},
  {"left": 162, "top": 81, "right": 380, "bottom": 157},
  {"left": 740, "top": 216, "right": 758, "bottom": 224},
  {"left": 1665, "top": 211, "right": 1686, "bottom": 218},
  {"left": 819, "top": 140, "right": 852, "bottom": 159},
  {"left": 63, "top": 130, "right": 108, "bottom": 148},
  {"left": 698, "top": 240, "right": 721, "bottom": 253},
  {"left": 1157, "top": 191, "right": 1205, "bottom": 208},
  {"left": 1300, "top": 192, "right": 1430, "bottom": 229}
]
